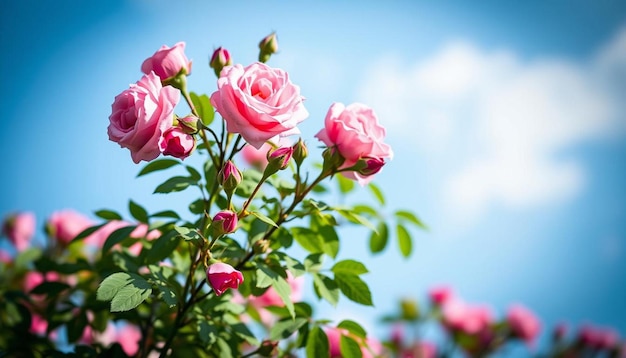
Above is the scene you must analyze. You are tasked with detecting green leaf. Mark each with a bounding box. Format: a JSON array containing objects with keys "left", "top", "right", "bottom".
[
  {"left": 334, "top": 273, "right": 373, "bottom": 306},
  {"left": 102, "top": 225, "right": 136, "bottom": 253},
  {"left": 156, "top": 285, "right": 177, "bottom": 308},
  {"left": 146, "top": 231, "right": 181, "bottom": 264},
  {"left": 186, "top": 165, "right": 202, "bottom": 181},
  {"left": 397, "top": 224, "right": 412, "bottom": 258},
  {"left": 368, "top": 182, "right": 385, "bottom": 206},
  {"left": 311, "top": 215, "right": 339, "bottom": 259},
  {"left": 190, "top": 92, "right": 215, "bottom": 126},
  {"left": 137, "top": 158, "right": 180, "bottom": 177},
  {"left": 395, "top": 210, "right": 428, "bottom": 230},
  {"left": 337, "top": 320, "right": 367, "bottom": 338},
  {"left": 369, "top": 222, "right": 388, "bottom": 254},
  {"left": 331, "top": 260, "right": 369, "bottom": 276},
  {"left": 30, "top": 281, "right": 71, "bottom": 296},
  {"left": 312, "top": 273, "right": 339, "bottom": 307},
  {"left": 306, "top": 326, "right": 330, "bottom": 358},
  {"left": 150, "top": 210, "right": 181, "bottom": 220},
  {"left": 304, "top": 253, "right": 324, "bottom": 273},
  {"left": 66, "top": 311, "right": 88, "bottom": 343},
  {"left": 340, "top": 335, "right": 363, "bottom": 358},
  {"left": 231, "top": 323, "right": 260, "bottom": 345},
  {"left": 336, "top": 209, "right": 378, "bottom": 233},
  {"left": 250, "top": 211, "right": 278, "bottom": 227},
  {"left": 129, "top": 200, "right": 149, "bottom": 223},
  {"left": 94, "top": 209, "right": 123, "bottom": 221},
  {"left": 154, "top": 176, "right": 196, "bottom": 194},
  {"left": 189, "top": 199, "right": 205, "bottom": 214},
  {"left": 72, "top": 223, "right": 106, "bottom": 242},
  {"left": 273, "top": 274, "right": 296, "bottom": 318},
  {"left": 269, "top": 318, "right": 308, "bottom": 340},
  {"left": 97, "top": 272, "right": 133, "bottom": 301},
  {"left": 292, "top": 227, "right": 324, "bottom": 255},
  {"left": 337, "top": 174, "right": 355, "bottom": 194},
  {"left": 110, "top": 275, "right": 152, "bottom": 312}
]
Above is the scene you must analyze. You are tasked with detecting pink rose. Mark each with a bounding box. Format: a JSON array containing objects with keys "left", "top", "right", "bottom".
[
  {"left": 211, "top": 210, "right": 238, "bottom": 237},
  {"left": 210, "top": 47, "right": 232, "bottom": 76},
  {"left": 266, "top": 146, "right": 294, "bottom": 171},
  {"left": 402, "top": 341, "right": 437, "bottom": 358},
  {"left": 315, "top": 102, "right": 393, "bottom": 185},
  {"left": 506, "top": 304, "right": 541, "bottom": 345},
  {"left": 97, "top": 322, "right": 141, "bottom": 356},
  {"left": 428, "top": 285, "right": 454, "bottom": 306},
  {"left": 108, "top": 72, "right": 180, "bottom": 163},
  {"left": 206, "top": 262, "right": 244, "bottom": 296},
  {"left": 210, "top": 62, "right": 309, "bottom": 149},
  {"left": 141, "top": 42, "right": 192, "bottom": 80},
  {"left": 47, "top": 210, "right": 95, "bottom": 245},
  {"left": 442, "top": 299, "right": 493, "bottom": 335},
  {"left": 159, "top": 126, "right": 196, "bottom": 160},
  {"left": 2, "top": 211, "right": 35, "bottom": 251}
]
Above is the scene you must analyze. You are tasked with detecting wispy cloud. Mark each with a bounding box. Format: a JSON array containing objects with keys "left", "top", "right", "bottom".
[{"left": 358, "top": 27, "right": 626, "bottom": 223}]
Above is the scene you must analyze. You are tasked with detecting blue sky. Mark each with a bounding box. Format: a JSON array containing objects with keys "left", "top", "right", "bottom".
[{"left": 2, "top": 0, "right": 626, "bottom": 352}]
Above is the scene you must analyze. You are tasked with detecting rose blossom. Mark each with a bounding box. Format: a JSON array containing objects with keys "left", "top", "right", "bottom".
[
  {"left": 2, "top": 211, "right": 35, "bottom": 251},
  {"left": 159, "top": 126, "right": 196, "bottom": 160},
  {"left": 206, "top": 262, "right": 244, "bottom": 296},
  {"left": 315, "top": 102, "right": 393, "bottom": 185},
  {"left": 108, "top": 72, "right": 180, "bottom": 163},
  {"left": 429, "top": 285, "right": 454, "bottom": 306},
  {"left": 442, "top": 299, "right": 493, "bottom": 335},
  {"left": 141, "top": 42, "right": 192, "bottom": 80},
  {"left": 47, "top": 210, "right": 95, "bottom": 245},
  {"left": 210, "top": 62, "right": 309, "bottom": 149},
  {"left": 506, "top": 304, "right": 541, "bottom": 345}
]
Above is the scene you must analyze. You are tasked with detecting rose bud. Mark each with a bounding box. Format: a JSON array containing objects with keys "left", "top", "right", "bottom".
[
  {"left": 355, "top": 157, "right": 385, "bottom": 177},
  {"left": 506, "top": 304, "right": 541, "bottom": 345},
  {"left": 321, "top": 146, "right": 346, "bottom": 174},
  {"left": 428, "top": 285, "right": 454, "bottom": 307},
  {"left": 176, "top": 115, "right": 199, "bottom": 134},
  {"left": 258, "top": 32, "right": 278, "bottom": 63},
  {"left": 218, "top": 160, "right": 243, "bottom": 195},
  {"left": 291, "top": 138, "right": 308, "bottom": 166},
  {"left": 159, "top": 127, "right": 196, "bottom": 160},
  {"left": 210, "top": 210, "right": 238, "bottom": 238},
  {"left": 401, "top": 298, "right": 420, "bottom": 321},
  {"left": 210, "top": 47, "right": 232, "bottom": 77},
  {"left": 264, "top": 146, "right": 293, "bottom": 176},
  {"left": 141, "top": 42, "right": 192, "bottom": 81},
  {"left": 2, "top": 212, "right": 35, "bottom": 252},
  {"left": 206, "top": 262, "right": 244, "bottom": 296}
]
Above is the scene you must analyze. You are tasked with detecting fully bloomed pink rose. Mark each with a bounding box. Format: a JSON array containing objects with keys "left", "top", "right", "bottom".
[
  {"left": 210, "top": 62, "right": 309, "bottom": 149},
  {"left": 315, "top": 102, "right": 393, "bottom": 185},
  {"left": 206, "top": 262, "right": 244, "bottom": 296},
  {"left": 47, "top": 210, "right": 95, "bottom": 245},
  {"left": 507, "top": 304, "right": 541, "bottom": 345},
  {"left": 141, "top": 42, "right": 192, "bottom": 80},
  {"left": 108, "top": 72, "right": 180, "bottom": 163},
  {"left": 2, "top": 211, "right": 35, "bottom": 251}
]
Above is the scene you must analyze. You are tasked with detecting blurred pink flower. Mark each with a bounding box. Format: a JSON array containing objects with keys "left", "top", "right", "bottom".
[
  {"left": 0, "top": 249, "right": 12, "bottom": 264},
  {"left": 442, "top": 299, "right": 493, "bottom": 335},
  {"left": 402, "top": 341, "right": 437, "bottom": 358},
  {"left": 428, "top": 285, "right": 454, "bottom": 306},
  {"left": 507, "top": 304, "right": 541, "bottom": 345},
  {"left": 2, "top": 211, "right": 36, "bottom": 251},
  {"left": 47, "top": 210, "right": 94, "bottom": 245},
  {"left": 97, "top": 322, "right": 141, "bottom": 356},
  {"left": 241, "top": 142, "right": 272, "bottom": 170}
]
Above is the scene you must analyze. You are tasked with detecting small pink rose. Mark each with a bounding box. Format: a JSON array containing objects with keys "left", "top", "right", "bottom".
[
  {"left": 428, "top": 285, "right": 454, "bottom": 306},
  {"left": 159, "top": 126, "right": 196, "bottom": 160},
  {"left": 206, "top": 262, "right": 244, "bottom": 296},
  {"left": 210, "top": 62, "right": 309, "bottom": 149},
  {"left": 315, "top": 102, "right": 393, "bottom": 185},
  {"left": 2, "top": 211, "right": 35, "bottom": 251},
  {"left": 218, "top": 160, "right": 243, "bottom": 192},
  {"left": 266, "top": 146, "right": 293, "bottom": 171},
  {"left": 141, "top": 42, "right": 192, "bottom": 80},
  {"left": 506, "top": 304, "right": 541, "bottom": 345},
  {"left": 442, "top": 299, "right": 493, "bottom": 335},
  {"left": 47, "top": 210, "right": 95, "bottom": 245},
  {"left": 108, "top": 72, "right": 179, "bottom": 163}
]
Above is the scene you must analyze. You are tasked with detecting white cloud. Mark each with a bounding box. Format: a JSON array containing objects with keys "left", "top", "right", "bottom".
[{"left": 358, "top": 27, "right": 626, "bottom": 222}]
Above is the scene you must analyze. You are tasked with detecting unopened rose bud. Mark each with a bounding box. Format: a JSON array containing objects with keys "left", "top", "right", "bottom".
[
  {"left": 258, "top": 33, "right": 278, "bottom": 63},
  {"left": 210, "top": 47, "right": 232, "bottom": 77},
  {"left": 356, "top": 157, "right": 385, "bottom": 177},
  {"left": 210, "top": 210, "right": 238, "bottom": 238},
  {"left": 159, "top": 127, "right": 196, "bottom": 160},
  {"left": 264, "top": 146, "right": 293, "bottom": 176},
  {"left": 206, "top": 262, "right": 244, "bottom": 296},
  {"left": 218, "top": 160, "right": 243, "bottom": 195},
  {"left": 176, "top": 115, "right": 199, "bottom": 134},
  {"left": 252, "top": 238, "right": 270, "bottom": 254},
  {"left": 291, "top": 138, "right": 308, "bottom": 166},
  {"left": 401, "top": 298, "right": 420, "bottom": 321}
]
